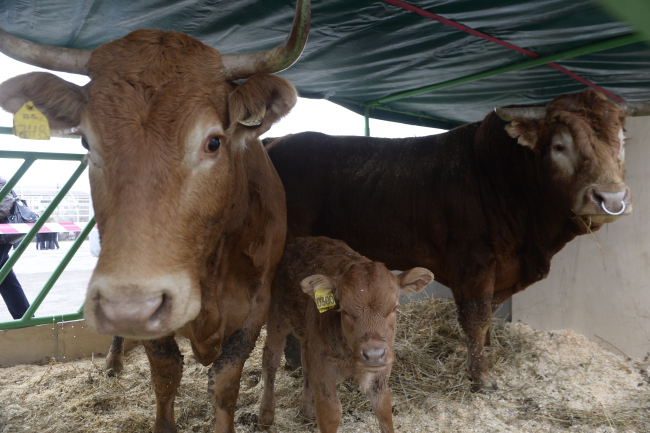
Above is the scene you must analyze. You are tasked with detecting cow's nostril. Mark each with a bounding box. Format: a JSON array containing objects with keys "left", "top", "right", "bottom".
[
  {"left": 97, "top": 293, "right": 168, "bottom": 334},
  {"left": 361, "top": 348, "right": 388, "bottom": 366}
]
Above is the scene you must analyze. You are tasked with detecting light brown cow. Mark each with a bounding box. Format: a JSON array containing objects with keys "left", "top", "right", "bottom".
[
  {"left": 258, "top": 236, "right": 433, "bottom": 433},
  {"left": 0, "top": 2, "right": 309, "bottom": 432}
]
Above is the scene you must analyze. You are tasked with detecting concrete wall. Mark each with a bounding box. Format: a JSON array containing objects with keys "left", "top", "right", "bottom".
[{"left": 513, "top": 116, "right": 650, "bottom": 359}]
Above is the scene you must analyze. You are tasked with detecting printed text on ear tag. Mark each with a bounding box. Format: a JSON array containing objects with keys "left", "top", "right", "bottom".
[
  {"left": 314, "top": 286, "right": 336, "bottom": 313},
  {"left": 13, "top": 101, "right": 50, "bottom": 140}
]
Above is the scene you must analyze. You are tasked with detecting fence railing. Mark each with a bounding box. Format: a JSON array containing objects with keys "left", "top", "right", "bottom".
[{"left": 0, "top": 150, "right": 95, "bottom": 330}]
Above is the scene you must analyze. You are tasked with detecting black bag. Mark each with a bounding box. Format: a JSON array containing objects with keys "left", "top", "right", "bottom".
[{"left": 0, "top": 193, "right": 39, "bottom": 244}]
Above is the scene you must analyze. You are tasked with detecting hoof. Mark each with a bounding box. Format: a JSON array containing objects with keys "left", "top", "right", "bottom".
[
  {"left": 105, "top": 360, "right": 124, "bottom": 377},
  {"left": 470, "top": 377, "right": 498, "bottom": 393}
]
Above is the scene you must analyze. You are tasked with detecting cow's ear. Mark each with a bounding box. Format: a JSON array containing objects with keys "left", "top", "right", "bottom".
[
  {"left": 228, "top": 74, "right": 297, "bottom": 136},
  {"left": 505, "top": 120, "right": 539, "bottom": 149},
  {"left": 300, "top": 274, "right": 337, "bottom": 300},
  {"left": 398, "top": 267, "right": 434, "bottom": 296},
  {"left": 0, "top": 72, "right": 86, "bottom": 131}
]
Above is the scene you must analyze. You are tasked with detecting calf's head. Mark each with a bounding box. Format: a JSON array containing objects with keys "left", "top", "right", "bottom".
[
  {"left": 301, "top": 263, "right": 433, "bottom": 370},
  {"left": 0, "top": 0, "right": 310, "bottom": 338},
  {"left": 499, "top": 89, "right": 642, "bottom": 228}
]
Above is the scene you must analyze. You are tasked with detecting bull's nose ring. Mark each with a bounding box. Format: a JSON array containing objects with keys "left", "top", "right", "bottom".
[{"left": 601, "top": 200, "right": 626, "bottom": 216}]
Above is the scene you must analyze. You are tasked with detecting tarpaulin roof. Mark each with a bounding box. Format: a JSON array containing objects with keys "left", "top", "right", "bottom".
[{"left": 1, "top": 0, "right": 648, "bottom": 130}]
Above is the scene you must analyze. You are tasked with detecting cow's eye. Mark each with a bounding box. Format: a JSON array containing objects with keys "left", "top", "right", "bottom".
[
  {"left": 81, "top": 137, "right": 89, "bottom": 150},
  {"left": 206, "top": 137, "right": 221, "bottom": 152},
  {"left": 553, "top": 144, "right": 565, "bottom": 153}
]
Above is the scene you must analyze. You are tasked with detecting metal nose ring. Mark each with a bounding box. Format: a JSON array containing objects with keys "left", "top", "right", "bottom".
[{"left": 600, "top": 200, "right": 626, "bottom": 216}]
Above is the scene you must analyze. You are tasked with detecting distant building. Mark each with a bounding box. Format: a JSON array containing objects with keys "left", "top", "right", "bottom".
[{"left": 12, "top": 185, "right": 91, "bottom": 223}]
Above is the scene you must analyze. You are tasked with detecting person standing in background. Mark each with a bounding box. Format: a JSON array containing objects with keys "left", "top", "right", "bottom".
[{"left": 0, "top": 177, "right": 30, "bottom": 319}]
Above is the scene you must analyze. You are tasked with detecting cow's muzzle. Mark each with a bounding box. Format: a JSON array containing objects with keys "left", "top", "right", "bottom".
[
  {"left": 84, "top": 273, "right": 201, "bottom": 339},
  {"left": 357, "top": 341, "right": 393, "bottom": 370}
]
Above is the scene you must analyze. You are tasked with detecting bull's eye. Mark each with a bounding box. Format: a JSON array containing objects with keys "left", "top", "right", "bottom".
[
  {"left": 206, "top": 137, "right": 221, "bottom": 152},
  {"left": 553, "top": 144, "right": 565, "bottom": 153},
  {"left": 81, "top": 137, "right": 89, "bottom": 150}
]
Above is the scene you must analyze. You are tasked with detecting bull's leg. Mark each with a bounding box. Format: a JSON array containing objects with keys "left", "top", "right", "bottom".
[
  {"left": 456, "top": 292, "right": 497, "bottom": 392},
  {"left": 363, "top": 371, "right": 394, "bottom": 433},
  {"left": 142, "top": 336, "right": 183, "bottom": 433},
  {"left": 208, "top": 327, "right": 260, "bottom": 433},
  {"left": 105, "top": 335, "right": 125, "bottom": 376},
  {"left": 308, "top": 356, "right": 341, "bottom": 433},
  {"left": 258, "top": 313, "right": 292, "bottom": 430}
]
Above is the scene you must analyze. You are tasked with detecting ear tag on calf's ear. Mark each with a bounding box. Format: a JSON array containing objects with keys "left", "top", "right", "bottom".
[
  {"left": 314, "top": 286, "right": 336, "bottom": 313},
  {"left": 13, "top": 101, "right": 50, "bottom": 140}
]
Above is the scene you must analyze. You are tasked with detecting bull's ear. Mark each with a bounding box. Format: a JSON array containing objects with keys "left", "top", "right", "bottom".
[
  {"left": 300, "top": 274, "right": 337, "bottom": 300},
  {"left": 0, "top": 72, "right": 86, "bottom": 131},
  {"left": 228, "top": 73, "right": 297, "bottom": 136},
  {"left": 505, "top": 120, "right": 539, "bottom": 149},
  {"left": 398, "top": 267, "right": 434, "bottom": 296}
]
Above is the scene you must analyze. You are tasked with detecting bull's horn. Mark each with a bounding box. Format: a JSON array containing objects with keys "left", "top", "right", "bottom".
[
  {"left": 0, "top": 28, "right": 91, "bottom": 75},
  {"left": 618, "top": 101, "right": 650, "bottom": 117},
  {"left": 221, "top": 0, "right": 310, "bottom": 80},
  {"left": 494, "top": 106, "right": 547, "bottom": 122}
]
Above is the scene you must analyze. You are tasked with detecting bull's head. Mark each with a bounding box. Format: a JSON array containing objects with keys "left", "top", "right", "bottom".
[
  {"left": 0, "top": 0, "right": 310, "bottom": 339},
  {"left": 496, "top": 90, "right": 646, "bottom": 228},
  {"left": 301, "top": 264, "right": 433, "bottom": 371}
]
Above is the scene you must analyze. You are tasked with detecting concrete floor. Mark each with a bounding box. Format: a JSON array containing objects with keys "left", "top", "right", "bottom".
[{"left": 0, "top": 240, "right": 96, "bottom": 322}]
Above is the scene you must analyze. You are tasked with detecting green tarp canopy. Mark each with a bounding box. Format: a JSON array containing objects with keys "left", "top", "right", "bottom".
[{"left": 1, "top": 0, "right": 648, "bottom": 130}]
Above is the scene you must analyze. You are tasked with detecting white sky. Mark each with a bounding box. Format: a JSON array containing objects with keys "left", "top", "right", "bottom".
[{"left": 0, "top": 53, "right": 442, "bottom": 193}]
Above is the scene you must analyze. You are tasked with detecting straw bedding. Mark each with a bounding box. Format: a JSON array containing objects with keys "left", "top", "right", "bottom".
[{"left": 0, "top": 297, "right": 648, "bottom": 432}]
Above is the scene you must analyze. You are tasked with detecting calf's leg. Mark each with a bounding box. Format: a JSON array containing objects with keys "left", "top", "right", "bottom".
[
  {"left": 306, "top": 352, "right": 341, "bottom": 433},
  {"left": 143, "top": 336, "right": 184, "bottom": 433},
  {"left": 363, "top": 372, "right": 394, "bottom": 433}
]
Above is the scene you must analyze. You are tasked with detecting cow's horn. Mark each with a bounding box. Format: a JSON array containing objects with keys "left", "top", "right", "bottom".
[
  {"left": 618, "top": 101, "right": 650, "bottom": 116},
  {"left": 494, "top": 106, "right": 547, "bottom": 122},
  {"left": 0, "top": 28, "right": 91, "bottom": 75},
  {"left": 221, "top": 0, "right": 310, "bottom": 81}
]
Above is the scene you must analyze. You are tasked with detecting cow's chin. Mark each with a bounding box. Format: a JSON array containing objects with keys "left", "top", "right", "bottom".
[{"left": 84, "top": 272, "right": 202, "bottom": 339}]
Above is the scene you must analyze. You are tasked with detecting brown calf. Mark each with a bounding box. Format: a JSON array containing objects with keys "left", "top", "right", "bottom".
[{"left": 259, "top": 237, "right": 433, "bottom": 433}]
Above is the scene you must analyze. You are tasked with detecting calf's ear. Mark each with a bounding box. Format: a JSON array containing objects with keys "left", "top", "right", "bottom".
[
  {"left": 0, "top": 72, "right": 86, "bottom": 131},
  {"left": 505, "top": 120, "right": 539, "bottom": 149},
  {"left": 228, "top": 73, "right": 297, "bottom": 136},
  {"left": 300, "top": 274, "right": 337, "bottom": 300},
  {"left": 398, "top": 268, "right": 434, "bottom": 296}
]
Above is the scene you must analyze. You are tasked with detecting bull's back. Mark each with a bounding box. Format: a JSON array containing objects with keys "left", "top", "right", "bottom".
[{"left": 266, "top": 129, "right": 482, "bottom": 273}]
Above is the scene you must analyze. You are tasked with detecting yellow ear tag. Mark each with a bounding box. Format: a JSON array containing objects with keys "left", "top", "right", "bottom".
[
  {"left": 13, "top": 101, "right": 50, "bottom": 140},
  {"left": 314, "top": 286, "right": 336, "bottom": 313}
]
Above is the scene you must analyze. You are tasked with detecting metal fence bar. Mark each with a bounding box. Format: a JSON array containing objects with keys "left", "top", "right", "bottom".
[
  {"left": 16, "top": 216, "right": 96, "bottom": 323},
  {"left": 0, "top": 159, "right": 36, "bottom": 201},
  {"left": 0, "top": 160, "right": 88, "bottom": 290}
]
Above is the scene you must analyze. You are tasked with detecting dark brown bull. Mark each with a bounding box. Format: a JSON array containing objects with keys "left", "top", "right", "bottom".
[
  {"left": 0, "top": 2, "right": 310, "bottom": 431},
  {"left": 266, "top": 89, "right": 645, "bottom": 391},
  {"left": 258, "top": 236, "right": 433, "bottom": 432}
]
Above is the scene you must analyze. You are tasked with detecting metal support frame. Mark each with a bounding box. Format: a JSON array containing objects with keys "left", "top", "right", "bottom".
[{"left": 0, "top": 150, "right": 94, "bottom": 330}]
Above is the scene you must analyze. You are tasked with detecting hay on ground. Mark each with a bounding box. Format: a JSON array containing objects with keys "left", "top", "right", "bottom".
[{"left": 1, "top": 297, "right": 648, "bottom": 432}]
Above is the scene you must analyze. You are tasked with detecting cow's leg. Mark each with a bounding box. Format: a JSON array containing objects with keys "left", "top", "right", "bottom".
[
  {"left": 455, "top": 290, "right": 497, "bottom": 392},
  {"left": 142, "top": 336, "right": 183, "bottom": 433},
  {"left": 363, "top": 372, "right": 394, "bottom": 433},
  {"left": 309, "top": 358, "right": 341, "bottom": 433},
  {"left": 258, "top": 313, "right": 292, "bottom": 430},
  {"left": 105, "top": 335, "right": 125, "bottom": 376},
  {"left": 208, "top": 327, "right": 260, "bottom": 432}
]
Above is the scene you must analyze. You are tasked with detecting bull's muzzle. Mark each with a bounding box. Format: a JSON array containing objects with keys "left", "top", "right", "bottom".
[
  {"left": 581, "top": 183, "right": 632, "bottom": 223},
  {"left": 84, "top": 273, "right": 201, "bottom": 339}
]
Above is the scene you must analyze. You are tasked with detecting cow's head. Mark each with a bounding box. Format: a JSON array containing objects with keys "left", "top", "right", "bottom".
[
  {"left": 497, "top": 89, "right": 648, "bottom": 229},
  {"left": 0, "top": 0, "right": 310, "bottom": 339},
  {"left": 301, "top": 263, "right": 433, "bottom": 370}
]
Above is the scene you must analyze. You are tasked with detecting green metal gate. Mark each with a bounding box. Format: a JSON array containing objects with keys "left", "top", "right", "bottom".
[{"left": 0, "top": 149, "right": 96, "bottom": 330}]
